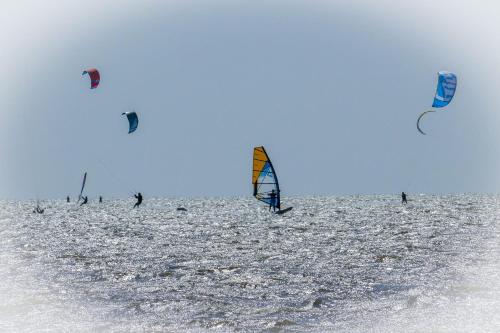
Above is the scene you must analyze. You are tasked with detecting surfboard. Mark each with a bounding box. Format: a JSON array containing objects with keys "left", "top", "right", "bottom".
[{"left": 276, "top": 207, "right": 293, "bottom": 215}]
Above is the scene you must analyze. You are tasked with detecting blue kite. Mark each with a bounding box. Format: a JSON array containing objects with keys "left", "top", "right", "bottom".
[
  {"left": 417, "top": 71, "right": 457, "bottom": 135},
  {"left": 122, "top": 111, "right": 139, "bottom": 134}
]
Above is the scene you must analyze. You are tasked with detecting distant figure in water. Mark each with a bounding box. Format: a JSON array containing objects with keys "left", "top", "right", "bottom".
[
  {"left": 34, "top": 204, "right": 44, "bottom": 214},
  {"left": 66, "top": 196, "right": 70, "bottom": 203},
  {"left": 402, "top": 192, "right": 407, "bottom": 204},
  {"left": 134, "top": 192, "right": 143, "bottom": 208},
  {"left": 99, "top": 196, "right": 103, "bottom": 203},
  {"left": 80, "top": 196, "right": 88, "bottom": 206},
  {"left": 269, "top": 189, "right": 277, "bottom": 212}
]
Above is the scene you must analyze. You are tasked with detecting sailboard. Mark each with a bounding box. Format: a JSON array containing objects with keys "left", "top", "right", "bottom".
[
  {"left": 252, "top": 146, "right": 292, "bottom": 214},
  {"left": 77, "top": 172, "right": 87, "bottom": 203},
  {"left": 276, "top": 207, "right": 293, "bottom": 215}
]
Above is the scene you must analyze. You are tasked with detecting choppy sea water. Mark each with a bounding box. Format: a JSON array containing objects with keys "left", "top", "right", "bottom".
[{"left": 0, "top": 195, "right": 499, "bottom": 332}]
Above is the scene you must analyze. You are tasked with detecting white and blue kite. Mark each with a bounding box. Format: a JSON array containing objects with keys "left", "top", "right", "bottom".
[{"left": 417, "top": 71, "right": 457, "bottom": 135}]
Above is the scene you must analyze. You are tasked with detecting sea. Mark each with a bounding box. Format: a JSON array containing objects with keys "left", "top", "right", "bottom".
[{"left": 0, "top": 194, "right": 499, "bottom": 332}]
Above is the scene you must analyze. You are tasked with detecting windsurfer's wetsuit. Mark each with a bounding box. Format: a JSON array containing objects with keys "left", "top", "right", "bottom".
[
  {"left": 134, "top": 193, "right": 143, "bottom": 208},
  {"left": 80, "top": 196, "right": 88, "bottom": 206},
  {"left": 269, "top": 190, "right": 277, "bottom": 212}
]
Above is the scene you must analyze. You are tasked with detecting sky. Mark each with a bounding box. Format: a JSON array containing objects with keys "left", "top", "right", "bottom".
[{"left": 2, "top": 0, "right": 500, "bottom": 199}]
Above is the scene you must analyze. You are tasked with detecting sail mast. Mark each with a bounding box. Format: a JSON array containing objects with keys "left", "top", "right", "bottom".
[{"left": 78, "top": 172, "right": 87, "bottom": 203}]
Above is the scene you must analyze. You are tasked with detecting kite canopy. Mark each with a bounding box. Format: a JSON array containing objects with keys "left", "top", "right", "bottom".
[
  {"left": 122, "top": 111, "right": 138, "bottom": 134},
  {"left": 432, "top": 71, "right": 457, "bottom": 108},
  {"left": 417, "top": 71, "right": 457, "bottom": 135},
  {"left": 82, "top": 68, "right": 100, "bottom": 89},
  {"left": 252, "top": 146, "right": 280, "bottom": 210}
]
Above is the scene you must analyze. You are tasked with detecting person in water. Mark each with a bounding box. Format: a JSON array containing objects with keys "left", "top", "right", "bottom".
[
  {"left": 80, "top": 196, "right": 88, "bottom": 206},
  {"left": 134, "top": 192, "right": 143, "bottom": 208},
  {"left": 402, "top": 192, "right": 407, "bottom": 204},
  {"left": 66, "top": 196, "right": 70, "bottom": 203},
  {"left": 34, "top": 204, "right": 44, "bottom": 214},
  {"left": 99, "top": 196, "right": 103, "bottom": 203},
  {"left": 269, "top": 189, "right": 277, "bottom": 212}
]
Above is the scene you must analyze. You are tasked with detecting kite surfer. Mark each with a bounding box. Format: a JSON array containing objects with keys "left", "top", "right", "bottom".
[
  {"left": 269, "top": 190, "right": 277, "bottom": 212},
  {"left": 402, "top": 192, "right": 407, "bottom": 204},
  {"left": 80, "top": 196, "right": 88, "bottom": 206},
  {"left": 134, "top": 192, "right": 143, "bottom": 208}
]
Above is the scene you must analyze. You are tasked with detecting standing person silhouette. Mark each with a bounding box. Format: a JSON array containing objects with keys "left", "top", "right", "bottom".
[
  {"left": 402, "top": 192, "right": 407, "bottom": 204},
  {"left": 134, "top": 193, "right": 143, "bottom": 208},
  {"left": 99, "top": 196, "right": 103, "bottom": 203},
  {"left": 269, "top": 189, "right": 277, "bottom": 212}
]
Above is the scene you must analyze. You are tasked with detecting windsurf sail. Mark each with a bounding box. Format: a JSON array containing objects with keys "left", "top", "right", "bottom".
[
  {"left": 122, "top": 111, "right": 138, "bottom": 133},
  {"left": 78, "top": 172, "right": 87, "bottom": 202},
  {"left": 252, "top": 146, "right": 280, "bottom": 210}
]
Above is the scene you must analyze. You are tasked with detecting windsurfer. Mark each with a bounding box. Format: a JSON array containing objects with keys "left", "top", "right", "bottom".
[
  {"left": 269, "top": 190, "right": 277, "bottom": 212},
  {"left": 402, "top": 192, "right": 407, "bottom": 204},
  {"left": 80, "top": 196, "right": 88, "bottom": 206}
]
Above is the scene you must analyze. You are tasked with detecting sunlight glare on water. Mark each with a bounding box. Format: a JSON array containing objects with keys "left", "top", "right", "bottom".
[{"left": 0, "top": 195, "right": 499, "bottom": 332}]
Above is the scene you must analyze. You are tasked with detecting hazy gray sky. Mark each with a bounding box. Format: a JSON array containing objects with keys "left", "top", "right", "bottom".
[{"left": 2, "top": 0, "right": 500, "bottom": 199}]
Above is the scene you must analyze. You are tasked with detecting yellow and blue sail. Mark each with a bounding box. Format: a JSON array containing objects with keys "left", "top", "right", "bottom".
[{"left": 252, "top": 146, "right": 280, "bottom": 209}]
